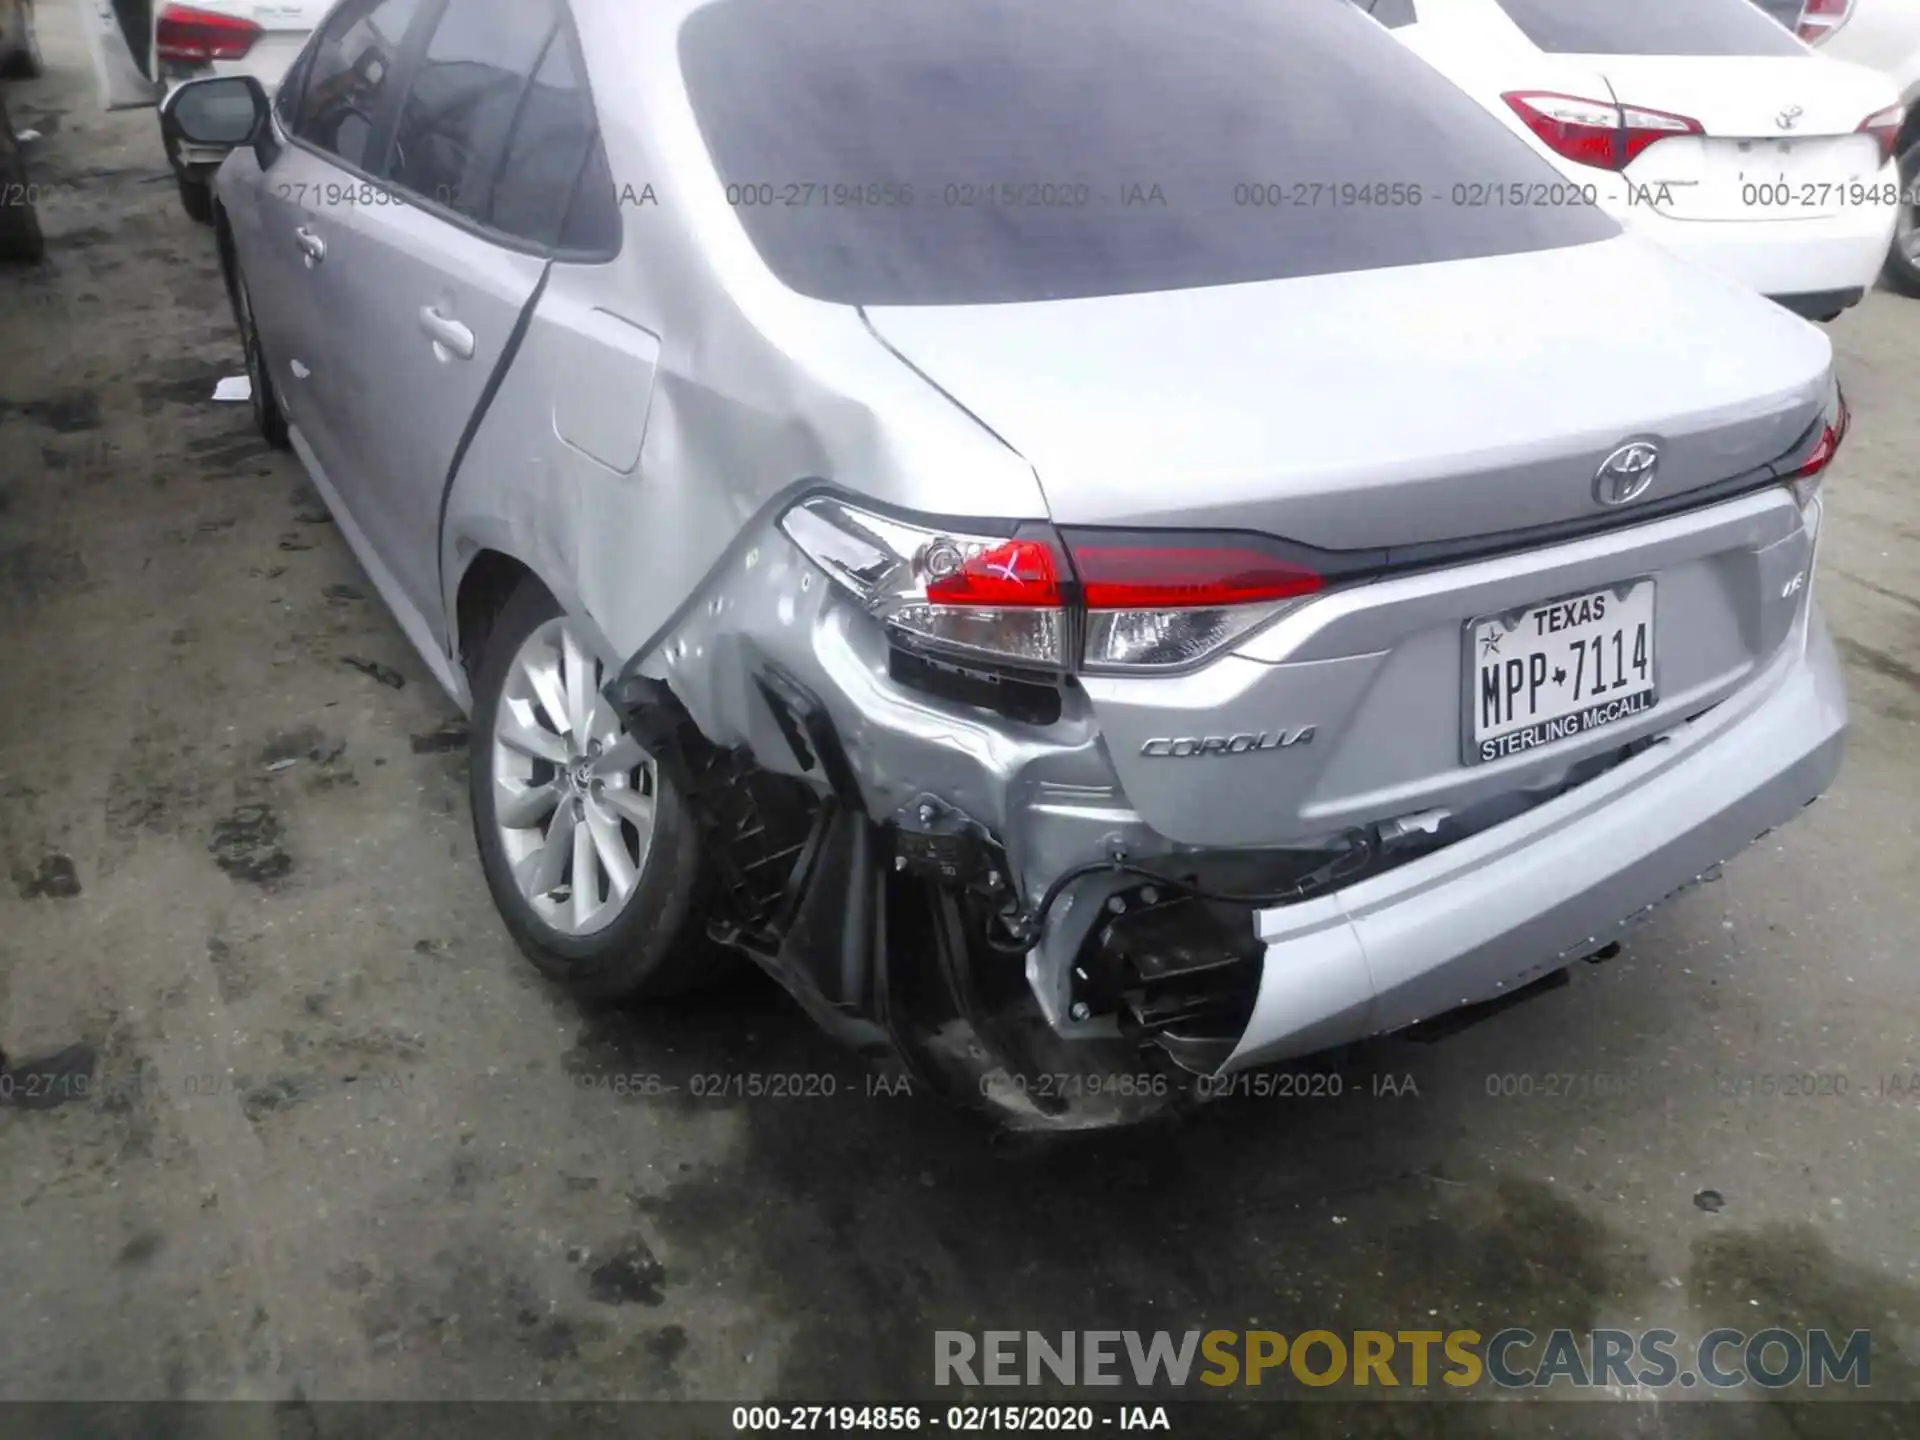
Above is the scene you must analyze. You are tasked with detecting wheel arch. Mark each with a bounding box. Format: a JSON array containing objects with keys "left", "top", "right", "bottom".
[
  {"left": 452, "top": 548, "right": 539, "bottom": 684},
  {"left": 445, "top": 538, "right": 623, "bottom": 700},
  {"left": 1898, "top": 99, "right": 1920, "bottom": 153}
]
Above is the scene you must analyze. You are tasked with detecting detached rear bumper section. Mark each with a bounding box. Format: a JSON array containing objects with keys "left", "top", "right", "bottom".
[{"left": 607, "top": 505, "right": 1847, "bottom": 1079}]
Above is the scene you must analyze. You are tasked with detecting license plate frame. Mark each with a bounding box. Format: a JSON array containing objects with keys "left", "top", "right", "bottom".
[{"left": 1461, "top": 579, "right": 1659, "bottom": 767}]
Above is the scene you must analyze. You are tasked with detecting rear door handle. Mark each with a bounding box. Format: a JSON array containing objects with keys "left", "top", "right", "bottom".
[
  {"left": 295, "top": 227, "right": 326, "bottom": 265},
  {"left": 418, "top": 306, "right": 476, "bottom": 361}
]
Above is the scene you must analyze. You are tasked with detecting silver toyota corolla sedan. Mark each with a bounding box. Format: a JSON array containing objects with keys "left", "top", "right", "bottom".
[{"left": 163, "top": 0, "right": 1849, "bottom": 1127}]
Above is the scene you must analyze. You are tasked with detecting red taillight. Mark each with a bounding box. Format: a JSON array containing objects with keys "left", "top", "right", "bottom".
[
  {"left": 1618, "top": 102, "right": 1705, "bottom": 164},
  {"left": 1789, "top": 385, "right": 1848, "bottom": 510},
  {"left": 1069, "top": 546, "right": 1323, "bottom": 610},
  {"left": 1504, "top": 92, "right": 1622, "bottom": 169},
  {"left": 1858, "top": 104, "right": 1903, "bottom": 167},
  {"left": 1503, "top": 91, "right": 1702, "bottom": 172},
  {"left": 156, "top": 3, "right": 263, "bottom": 64},
  {"left": 1064, "top": 534, "right": 1326, "bottom": 671},
  {"left": 1793, "top": 395, "right": 1849, "bottom": 480},
  {"left": 779, "top": 497, "right": 1340, "bottom": 674},
  {"left": 923, "top": 536, "right": 1065, "bottom": 608},
  {"left": 1795, "top": 0, "right": 1851, "bottom": 43}
]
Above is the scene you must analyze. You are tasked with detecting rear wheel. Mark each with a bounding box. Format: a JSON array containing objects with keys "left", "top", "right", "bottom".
[
  {"left": 1882, "top": 138, "right": 1920, "bottom": 299},
  {"left": 227, "top": 250, "right": 291, "bottom": 450},
  {"left": 0, "top": 89, "right": 42, "bottom": 264},
  {"left": 176, "top": 172, "right": 215, "bottom": 226},
  {"left": 470, "top": 581, "right": 713, "bottom": 999}
]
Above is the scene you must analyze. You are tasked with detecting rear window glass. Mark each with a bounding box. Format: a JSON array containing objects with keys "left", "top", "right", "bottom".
[
  {"left": 1750, "top": 0, "right": 1806, "bottom": 29},
  {"left": 1492, "top": 0, "right": 1807, "bottom": 55},
  {"left": 678, "top": 0, "right": 1618, "bottom": 307}
]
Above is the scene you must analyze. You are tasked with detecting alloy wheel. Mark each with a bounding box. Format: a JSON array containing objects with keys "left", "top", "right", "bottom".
[{"left": 491, "top": 617, "right": 658, "bottom": 937}]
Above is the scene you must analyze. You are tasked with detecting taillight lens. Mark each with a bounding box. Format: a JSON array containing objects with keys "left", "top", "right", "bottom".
[
  {"left": 1858, "top": 104, "right": 1903, "bottom": 167},
  {"left": 1067, "top": 538, "right": 1323, "bottom": 670},
  {"left": 779, "top": 498, "right": 1328, "bottom": 675},
  {"left": 1796, "top": 0, "right": 1852, "bottom": 43},
  {"left": 781, "top": 498, "right": 1072, "bottom": 669},
  {"left": 156, "top": 3, "right": 263, "bottom": 64},
  {"left": 1788, "top": 380, "right": 1849, "bottom": 509},
  {"left": 1503, "top": 91, "right": 1702, "bottom": 172},
  {"left": 1618, "top": 102, "right": 1705, "bottom": 164}
]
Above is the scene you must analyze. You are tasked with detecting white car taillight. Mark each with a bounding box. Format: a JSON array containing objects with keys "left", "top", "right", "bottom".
[
  {"left": 156, "top": 3, "right": 263, "bottom": 65},
  {"left": 1503, "top": 91, "right": 1702, "bottom": 172},
  {"left": 1795, "top": 0, "right": 1853, "bottom": 44},
  {"left": 1858, "top": 104, "right": 1904, "bottom": 167},
  {"left": 1789, "top": 380, "right": 1849, "bottom": 510},
  {"left": 779, "top": 497, "right": 1328, "bottom": 675}
]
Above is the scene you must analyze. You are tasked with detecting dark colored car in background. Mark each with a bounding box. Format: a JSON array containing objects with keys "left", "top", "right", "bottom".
[{"left": 0, "top": 0, "right": 44, "bottom": 262}]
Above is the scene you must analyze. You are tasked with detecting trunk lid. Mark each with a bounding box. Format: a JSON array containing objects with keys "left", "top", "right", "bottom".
[
  {"left": 863, "top": 233, "right": 1828, "bottom": 553},
  {"left": 1602, "top": 56, "right": 1895, "bottom": 220}
]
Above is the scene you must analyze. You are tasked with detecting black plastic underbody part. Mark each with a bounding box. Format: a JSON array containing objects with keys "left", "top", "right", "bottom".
[
  {"left": 610, "top": 674, "right": 891, "bottom": 1053},
  {"left": 606, "top": 670, "right": 1104, "bottom": 1102},
  {"left": 1402, "top": 967, "right": 1571, "bottom": 1043},
  {"left": 1769, "top": 288, "right": 1864, "bottom": 320}
]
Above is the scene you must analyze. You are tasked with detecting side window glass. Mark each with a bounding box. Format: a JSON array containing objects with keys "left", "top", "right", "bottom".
[
  {"left": 558, "top": 133, "right": 621, "bottom": 256},
  {"left": 274, "top": 43, "right": 315, "bottom": 128},
  {"left": 386, "top": 0, "right": 559, "bottom": 222},
  {"left": 491, "top": 24, "right": 615, "bottom": 251},
  {"left": 1368, "top": 0, "right": 1418, "bottom": 28},
  {"left": 292, "top": 0, "right": 428, "bottom": 171}
]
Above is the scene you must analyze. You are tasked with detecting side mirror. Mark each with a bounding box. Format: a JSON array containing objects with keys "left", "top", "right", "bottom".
[{"left": 161, "top": 74, "right": 272, "bottom": 152}]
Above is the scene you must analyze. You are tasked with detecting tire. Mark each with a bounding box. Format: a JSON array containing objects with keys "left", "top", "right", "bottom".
[
  {"left": 0, "top": 1, "right": 43, "bottom": 79},
  {"left": 469, "top": 581, "right": 714, "bottom": 1000},
  {"left": 1882, "top": 139, "right": 1920, "bottom": 299},
  {"left": 229, "top": 253, "right": 291, "bottom": 450},
  {"left": 0, "top": 90, "right": 42, "bottom": 264},
  {"left": 177, "top": 172, "right": 216, "bottom": 226}
]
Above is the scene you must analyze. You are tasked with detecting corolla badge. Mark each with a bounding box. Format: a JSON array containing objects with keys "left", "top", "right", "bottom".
[
  {"left": 1593, "top": 441, "right": 1661, "bottom": 507},
  {"left": 1140, "top": 728, "right": 1316, "bottom": 758},
  {"left": 1776, "top": 104, "right": 1804, "bottom": 131}
]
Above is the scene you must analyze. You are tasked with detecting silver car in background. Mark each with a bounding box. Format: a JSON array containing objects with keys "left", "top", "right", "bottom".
[{"left": 165, "top": 0, "right": 1849, "bottom": 1128}]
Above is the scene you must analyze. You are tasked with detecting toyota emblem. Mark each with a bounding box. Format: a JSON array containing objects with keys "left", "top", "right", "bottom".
[{"left": 1593, "top": 441, "right": 1661, "bottom": 507}]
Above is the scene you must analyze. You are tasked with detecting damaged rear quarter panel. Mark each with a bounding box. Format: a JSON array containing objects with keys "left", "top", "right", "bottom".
[
  {"left": 553, "top": 1, "right": 1050, "bottom": 671},
  {"left": 441, "top": 1, "right": 1050, "bottom": 686}
]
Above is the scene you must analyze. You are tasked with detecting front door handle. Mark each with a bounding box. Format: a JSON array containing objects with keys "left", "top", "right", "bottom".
[
  {"left": 418, "top": 306, "right": 476, "bottom": 361},
  {"left": 295, "top": 226, "right": 326, "bottom": 266}
]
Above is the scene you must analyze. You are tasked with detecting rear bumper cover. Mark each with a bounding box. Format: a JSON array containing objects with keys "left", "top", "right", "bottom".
[
  {"left": 1223, "top": 603, "right": 1846, "bottom": 1071},
  {"left": 1620, "top": 202, "right": 1894, "bottom": 298}
]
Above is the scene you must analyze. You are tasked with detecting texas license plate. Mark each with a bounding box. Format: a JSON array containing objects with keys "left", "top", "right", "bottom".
[{"left": 1466, "top": 581, "right": 1657, "bottom": 765}]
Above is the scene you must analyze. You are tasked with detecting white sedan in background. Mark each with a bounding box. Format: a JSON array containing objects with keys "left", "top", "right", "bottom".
[
  {"left": 1368, "top": 0, "right": 1905, "bottom": 320},
  {"left": 1756, "top": 0, "right": 1920, "bottom": 294},
  {"left": 82, "top": 0, "right": 326, "bottom": 222}
]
